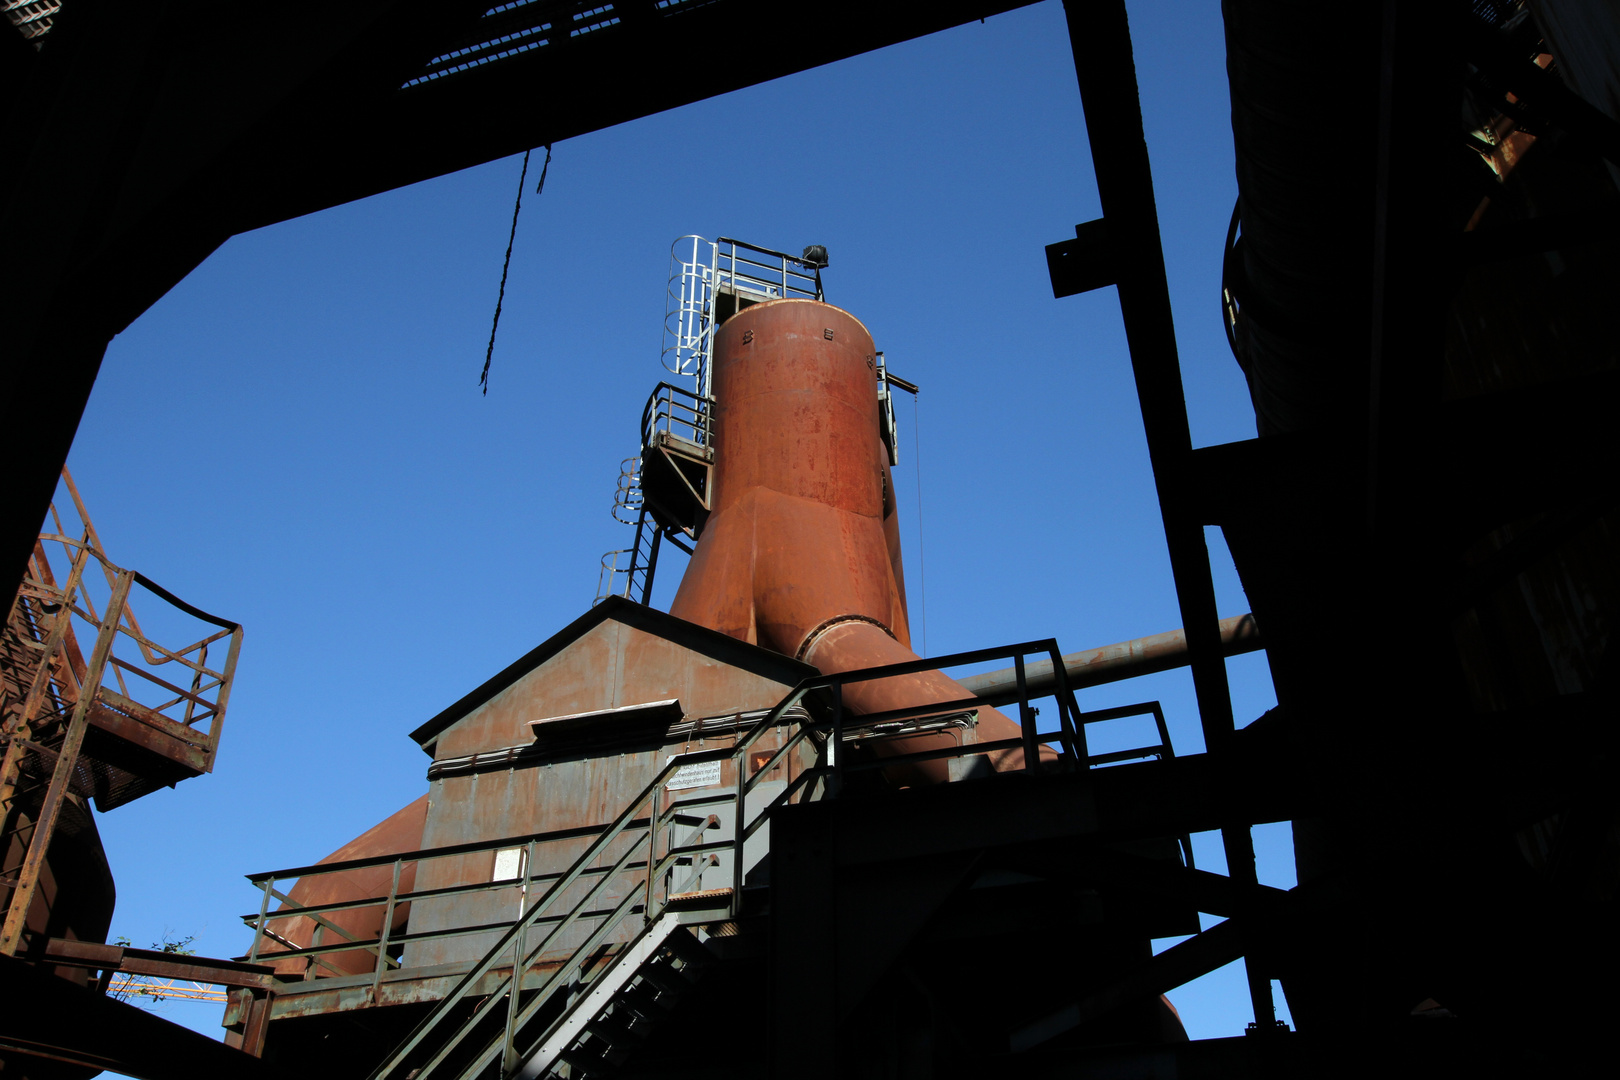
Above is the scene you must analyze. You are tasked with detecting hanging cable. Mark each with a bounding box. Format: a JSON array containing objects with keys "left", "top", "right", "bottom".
[
  {"left": 912, "top": 392, "right": 928, "bottom": 657},
  {"left": 479, "top": 144, "right": 551, "bottom": 395},
  {"left": 533, "top": 142, "right": 552, "bottom": 195}
]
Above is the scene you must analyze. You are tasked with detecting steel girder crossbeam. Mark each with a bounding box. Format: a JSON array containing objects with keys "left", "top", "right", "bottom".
[
  {"left": 766, "top": 685, "right": 1606, "bottom": 1074},
  {"left": 1042, "top": 0, "right": 1282, "bottom": 1033},
  {"left": 0, "top": 0, "right": 1039, "bottom": 615},
  {"left": 0, "top": 951, "right": 271, "bottom": 1079}
]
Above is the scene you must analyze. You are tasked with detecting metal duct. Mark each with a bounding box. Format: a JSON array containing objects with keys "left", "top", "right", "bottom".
[{"left": 963, "top": 613, "right": 1262, "bottom": 707}]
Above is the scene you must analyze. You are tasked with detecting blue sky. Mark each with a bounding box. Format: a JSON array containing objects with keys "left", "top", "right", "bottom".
[{"left": 65, "top": 0, "right": 1292, "bottom": 1044}]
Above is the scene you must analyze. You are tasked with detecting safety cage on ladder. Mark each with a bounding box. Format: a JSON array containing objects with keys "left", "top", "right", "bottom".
[{"left": 599, "top": 236, "right": 826, "bottom": 608}]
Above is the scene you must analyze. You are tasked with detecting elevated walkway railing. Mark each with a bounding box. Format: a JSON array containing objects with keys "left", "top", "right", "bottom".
[
  {"left": 352, "top": 637, "right": 1127, "bottom": 1079},
  {"left": 604, "top": 233, "right": 823, "bottom": 606},
  {"left": 713, "top": 235, "right": 824, "bottom": 307},
  {"left": 240, "top": 812, "right": 714, "bottom": 984},
  {"left": 2, "top": 470, "right": 242, "bottom": 955},
  {"left": 239, "top": 704, "right": 814, "bottom": 987},
  {"left": 594, "top": 515, "right": 659, "bottom": 607},
  {"left": 661, "top": 234, "right": 825, "bottom": 401},
  {"left": 641, "top": 381, "right": 713, "bottom": 455}
]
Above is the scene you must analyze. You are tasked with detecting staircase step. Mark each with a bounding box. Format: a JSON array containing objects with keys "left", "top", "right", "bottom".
[
  {"left": 592, "top": 1033, "right": 636, "bottom": 1068},
  {"left": 584, "top": 1008, "right": 648, "bottom": 1049},
  {"left": 630, "top": 959, "right": 691, "bottom": 997},
  {"left": 656, "top": 927, "right": 715, "bottom": 973},
  {"left": 614, "top": 981, "right": 675, "bottom": 1020},
  {"left": 558, "top": 1045, "right": 608, "bottom": 1077},
  {"left": 665, "top": 886, "right": 732, "bottom": 913}
]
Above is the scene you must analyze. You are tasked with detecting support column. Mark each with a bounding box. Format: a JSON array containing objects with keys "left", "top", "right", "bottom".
[{"left": 1059, "top": 0, "right": 1277, "bottom": 1032}]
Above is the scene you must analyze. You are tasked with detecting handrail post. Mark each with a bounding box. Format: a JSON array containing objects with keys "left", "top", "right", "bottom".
[
  {"left": 182, "top": 640, "right": 204, "bottom": 727},
  {"left": 1014, "top": 654, "right": 1039, "bottom": 773},
  {"left": 731, "top": 735, "right": 747, "bottom": 917},
  {"left": 502, "top": 926, "right": 524, "bottom": 1077},
  {"left": 1048, "top": 643, "right": 1086, "bottom": 766},
  {"left": 372, "top": 859, "right": 403, "bottom": 1000},
  {"left": 645, "top": 790, "right": 659, "bottom": 922},
  {"left": 249, "top": 877, "right": 274, "bottom": 963},
  {"left": 1150, "top": 701, "right": 1173, "bottom": 757},
  {"left": 523, "top": 839, "right": 537, "bottom": 910},
  {"left": 309, "top": 922, "right": 325, "bottom": 979},
  {"left": 828, "top": 683, "right": 844, "bottom": 798}
]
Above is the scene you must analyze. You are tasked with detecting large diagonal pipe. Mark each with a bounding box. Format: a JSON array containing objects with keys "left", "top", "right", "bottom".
[{"left": 668, "top": 299, "right": 1046, "bottom": 780}]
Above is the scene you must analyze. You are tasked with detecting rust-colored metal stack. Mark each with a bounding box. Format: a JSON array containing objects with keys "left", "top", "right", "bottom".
[{"left": 669, "top": 297, "right": 1042, "bottom": 780}]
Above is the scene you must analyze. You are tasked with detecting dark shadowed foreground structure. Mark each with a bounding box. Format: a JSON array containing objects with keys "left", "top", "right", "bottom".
[{"left": 4, "top": 2, "right": 1620, "bottom": 1078}]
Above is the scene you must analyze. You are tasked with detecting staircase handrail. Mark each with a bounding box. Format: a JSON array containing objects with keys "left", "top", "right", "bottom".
[
  {"left": 367, "top": 638, "right": 1099, "bottom": 1079},
  {"left": 365, "top": 720, "right": 786, "bottom": 1080}
]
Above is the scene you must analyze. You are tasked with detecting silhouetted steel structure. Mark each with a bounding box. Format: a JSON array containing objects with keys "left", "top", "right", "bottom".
[
  {"left": 0, "top": 472, "right": 267, "bottom": 1077},
  {"left": 5, "top": 1, "right": 1620, "bottom": 1078}
]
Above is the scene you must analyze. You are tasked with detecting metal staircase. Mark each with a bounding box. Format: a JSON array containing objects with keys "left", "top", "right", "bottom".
[
  {"left": 515, "top": 915, "right": 713, "bottom": 1080},
  {"left": 360, "top": 638, "right": 1113, "bottom": 1080},
  {"left": 364, "top": 702, "right": 820, "bottom": 1080}
]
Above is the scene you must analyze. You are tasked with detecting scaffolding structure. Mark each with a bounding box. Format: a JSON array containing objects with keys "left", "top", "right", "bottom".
[{"left": 0, "top": 472, "right": 243, "bottom": 952}]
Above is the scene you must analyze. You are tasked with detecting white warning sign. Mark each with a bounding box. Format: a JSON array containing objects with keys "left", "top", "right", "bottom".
[{"left": 666, "top": 757, "right": 723, "bottom": 791}]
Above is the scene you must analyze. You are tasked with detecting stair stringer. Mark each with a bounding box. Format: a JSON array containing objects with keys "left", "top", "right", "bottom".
[{"left": 515, "top": 911, "right": 683, "bottom": 1080}]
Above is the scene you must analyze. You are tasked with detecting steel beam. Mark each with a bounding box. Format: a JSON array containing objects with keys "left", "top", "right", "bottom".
[
  {"left": 1058, "top": 0, "right": 1276, "bottom": 1030},
  {"left": 0, "top": 570, "right": 131, "bottom": 955},
  {"left": 26, "top": 937, "right": 278, "bottom": 990},
  {"left": 1012, "top": 918, "right": 1245, "bottom": 1052},
  {"left": 0, "top": 953, "right": 270, "bottom": 1080}
]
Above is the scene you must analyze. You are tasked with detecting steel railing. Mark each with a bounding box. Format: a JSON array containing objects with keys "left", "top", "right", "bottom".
[
  {"left": 356, "top": 637, "right": 1109, "bottom": 1079},
  {"left": 1, "top": 471, "right": 243, "bottom": 954},
  {"left": 641, "top": 381, "right": 714, "bottom": 453},
  {"left": 713, "top": 236, "right": 824, "bottom": 307},
  {"left": 241, "top": 636, "right": 1200, "bottom": 1076},
  {"left": 594, "top": 511, "right": 660, "bottom": 607},
  {"left": 10, "top": 523, "right": 241, "bottom": 755},
  {"left": 661, "top": 235, "right": 715, "bottom": 391},
  {"left": 241, "top": 809, "right": 716, "bottom": 984},
  {"left": 660, "top": 234, "right": 825, "bottom": 404},
  {"left": 359, "top": 705, "right": 818, "bottom": 1080}
]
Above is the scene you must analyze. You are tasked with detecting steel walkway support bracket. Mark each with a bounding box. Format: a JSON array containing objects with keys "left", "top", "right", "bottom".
[
  {"left": 1045, "top": 217, "right": 1116, "bottom": 298},
  {"left": 0, "top": 570, "right": 132, "bottom": 955}
]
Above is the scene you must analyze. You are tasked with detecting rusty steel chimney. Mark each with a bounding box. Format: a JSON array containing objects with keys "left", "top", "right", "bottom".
[{"left": 667, "top": 296, "right": 1043, "bottom": 779}]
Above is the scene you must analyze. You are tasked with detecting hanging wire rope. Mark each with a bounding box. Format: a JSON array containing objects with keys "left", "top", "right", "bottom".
[
  {"left": 912, "top": 392, "right": 928, "bottom": 656},
  {"left": 479, "top": 143, "right": 552, "bottom": 395}
]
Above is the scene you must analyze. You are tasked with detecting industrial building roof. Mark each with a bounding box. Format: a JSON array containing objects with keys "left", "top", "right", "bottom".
[{"left": 408, "top": 594, "right": 816, "bottom": 750}]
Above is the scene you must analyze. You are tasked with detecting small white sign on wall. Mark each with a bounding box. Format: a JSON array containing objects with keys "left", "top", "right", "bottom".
[
  {"left": 666, "top": 757, "right": 723, "bottom": 791},
  {"left": 492, "top": 846, "right": 526, "bottom": 882}
]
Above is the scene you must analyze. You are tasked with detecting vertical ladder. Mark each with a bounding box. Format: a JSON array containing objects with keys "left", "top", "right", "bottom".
[{"left": 594, "top": 507, "right": 662, "bottom": 608}]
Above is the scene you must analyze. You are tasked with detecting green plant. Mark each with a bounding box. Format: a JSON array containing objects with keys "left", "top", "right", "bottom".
[{"left": 108, "top": 932, "right": 197, "bottom": 1003}]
